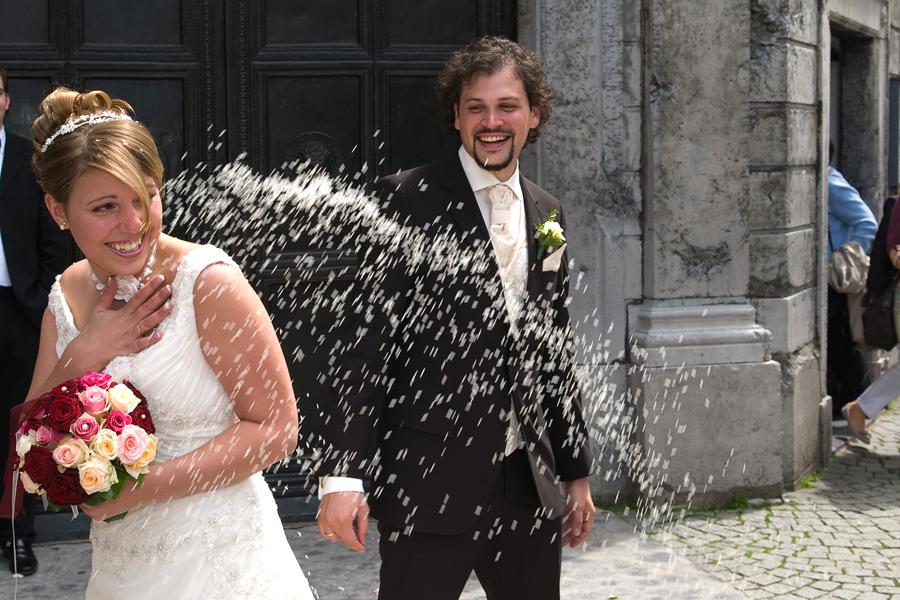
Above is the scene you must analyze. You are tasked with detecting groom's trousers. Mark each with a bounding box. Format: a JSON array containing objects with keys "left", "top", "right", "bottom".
[{"left": 376, "top": 449, "right": 563, "bottom": 600}]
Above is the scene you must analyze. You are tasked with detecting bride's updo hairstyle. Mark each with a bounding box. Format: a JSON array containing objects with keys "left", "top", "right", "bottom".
[{"left": 31, "top": 87, "right": 164, "bottom": 235}]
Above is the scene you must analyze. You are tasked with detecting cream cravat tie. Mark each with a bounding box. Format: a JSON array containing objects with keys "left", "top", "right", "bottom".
[
  {"left": 487, "top": 183, "right": 527, "bottom": 456},
  {"left": 488, "top": 184, "right": 528, "bottom": 329}
]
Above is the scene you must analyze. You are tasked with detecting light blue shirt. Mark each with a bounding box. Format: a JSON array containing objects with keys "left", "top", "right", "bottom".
[{"left": 827, "top": 166, "right": 877, "bottom": 258}]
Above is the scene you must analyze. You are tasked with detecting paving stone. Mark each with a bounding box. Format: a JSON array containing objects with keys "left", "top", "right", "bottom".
[
  {"left": 744, "top": 590, "right": 775, "bottom": 599},
  {"left": 746, "top": 572, "right": 783, "bottom": 586},
  {"left": 809, "top": 580, "right": 841, "bottom": 592},
  {"left": 762, "top": 582, "right": 802, "bottom": 594},
  {"left": 873, "top": 586, "right": 900, "bottom": 594},
  {"left": 829, "top": 590, "right": 862, "bottom": 600}
]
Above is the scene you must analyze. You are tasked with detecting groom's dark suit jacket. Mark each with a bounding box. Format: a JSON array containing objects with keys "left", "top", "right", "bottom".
[{"left": 316, "top": 152, "right": 592, "bottom": 536}]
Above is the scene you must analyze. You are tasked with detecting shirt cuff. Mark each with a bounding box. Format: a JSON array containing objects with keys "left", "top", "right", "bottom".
[{"left": 318, "top": 476, "right": 365, "bottom": 499}]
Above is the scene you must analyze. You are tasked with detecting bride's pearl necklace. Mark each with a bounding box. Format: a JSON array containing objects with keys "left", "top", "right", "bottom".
[{"left": 91, "top": 241, "right": 158, "bottom": 301}]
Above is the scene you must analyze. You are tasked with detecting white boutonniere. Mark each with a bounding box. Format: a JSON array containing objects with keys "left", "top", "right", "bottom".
[{"left": 535, "top": 210, "right": 567, "bottom": 272}]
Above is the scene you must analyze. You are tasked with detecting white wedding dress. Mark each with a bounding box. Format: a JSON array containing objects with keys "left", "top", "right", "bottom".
[{"left": 48, "top": 245, "right": 314, "bottom": 600}]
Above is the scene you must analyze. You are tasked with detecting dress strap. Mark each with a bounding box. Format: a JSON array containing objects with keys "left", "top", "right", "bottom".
[
  {"left": 47, "top": 275, "right": 79, "bottom": 355},
  {"left": 160, "top": 245, "right": 241, "bottom": 336}
]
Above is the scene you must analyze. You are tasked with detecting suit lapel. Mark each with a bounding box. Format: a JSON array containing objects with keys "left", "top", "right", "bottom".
[
  {"left": 521, "top": 177, "right": 555, "bottom": 300},
  {"left": 440, "top": 154, "right": 491, "bottom": 245}
]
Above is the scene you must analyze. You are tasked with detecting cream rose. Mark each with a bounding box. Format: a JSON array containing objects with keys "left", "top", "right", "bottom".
[
  {"left": 540, "top": 221, "right": 565, "bottom": 240},
  {"left": 108, "top": 384, "right": 141, "bottom": 414},
  {"left": 78, "top": 456, "right": 118, "bottom": 495},
  {"left": 90, "top": 429, "right": 119, "bottom": 461},
  {"left": 117, "top": 425, "right": 149, "bottom": 465},
  {"left": 19, "top": 471, "right": 42, "bottom": 495},
  {"left": 52, "top": 438, "right": 91, "bottom": 469},
  {"left": 123, "top": 434, "right": 157, "bottom": 479},
  {"left": 15, "top": 431, "right": 37, "bottom": 461}
]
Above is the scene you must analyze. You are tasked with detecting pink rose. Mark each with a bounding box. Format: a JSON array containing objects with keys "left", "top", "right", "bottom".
[
  {"left": 79, "top": 386, "right": 110, "bottom": 414},
  {"left": 35, "top": 426, "right": 64, "bottom": 445},
  {"left": 52, "top": 438, "right": 90, "bottom": 469},
  {"left": 78, "top": 372, "right": 112, "bottom": 389},
  {"left": 69, "top": 414, "right": 100, "bottom": 440},
  {"left": 104, "top": 411, "right": 132, "bottom": 433},
  {"left": 117, "top": 425, "right": 149, "bottom": 465}
]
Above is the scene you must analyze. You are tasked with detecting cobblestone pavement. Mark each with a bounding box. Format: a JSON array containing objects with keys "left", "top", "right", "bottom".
[{"left": 637, "top": 407, "right": 900, "bottom": 600}]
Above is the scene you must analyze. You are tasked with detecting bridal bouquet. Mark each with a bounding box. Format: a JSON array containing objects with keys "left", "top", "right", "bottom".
[{"left": 15, "top": 372, "right": 157, "bottom": 516}]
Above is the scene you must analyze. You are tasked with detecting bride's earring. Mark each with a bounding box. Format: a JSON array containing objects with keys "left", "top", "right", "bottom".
[{"left": 59, "top": 220, "right": 67, "bottom": 230}]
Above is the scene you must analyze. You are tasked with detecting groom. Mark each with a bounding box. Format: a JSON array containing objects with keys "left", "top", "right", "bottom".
[{"left": 315, "top": 36, "right": 594, "bottom": 600}]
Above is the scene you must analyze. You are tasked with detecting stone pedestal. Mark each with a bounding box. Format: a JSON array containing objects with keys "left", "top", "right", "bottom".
[{"left": 628, "top": 302, "right": 783, "bottom": 505}]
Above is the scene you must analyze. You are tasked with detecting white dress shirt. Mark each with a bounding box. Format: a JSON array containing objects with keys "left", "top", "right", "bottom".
[
  {"left": 0, "top": 126, "right": 13, "bottom": 287},
  {"left": 319, "top": 147, "right": 527, "bottom": 497}
]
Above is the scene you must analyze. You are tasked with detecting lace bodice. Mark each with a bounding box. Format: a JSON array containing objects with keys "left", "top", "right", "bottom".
[{"left": 47, "top": 245, "right": 241, "bottom": 462}]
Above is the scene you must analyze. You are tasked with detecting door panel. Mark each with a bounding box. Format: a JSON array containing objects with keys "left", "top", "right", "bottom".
[
  {"left": 264, "top": 0, "right": 363, "bottom": 48},
  {"left": 262, "top": 72, "right": 367, "bottom": 174},
  {"left": 84, "top": 76, "right": 189, "bottom": 179},
  {"left": 381, "top": 69, "right": 458, "bottom": 175},
  {"left": 82, "top": 1, "right": 184, "bottom": 46},
  {"left": 386, "top": 0, "right": 479, "bottom": 47}
]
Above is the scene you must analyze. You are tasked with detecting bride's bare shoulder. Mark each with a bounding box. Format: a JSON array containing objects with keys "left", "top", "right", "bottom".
[
  {"left": 57, "top": 260, "right": 95, "bottom": 295},
  {"left": 155, "top": 234, "right": 201, "bottom": 276}
]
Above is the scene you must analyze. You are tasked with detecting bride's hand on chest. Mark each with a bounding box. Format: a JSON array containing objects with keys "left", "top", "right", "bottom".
[{"left": 71, "top": 274, "right": 173, "bottom": 364}]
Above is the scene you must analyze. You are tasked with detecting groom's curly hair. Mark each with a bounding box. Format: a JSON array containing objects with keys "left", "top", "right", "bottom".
[{"left": 436, "top": 36, "right": 554, "bottom": 148}]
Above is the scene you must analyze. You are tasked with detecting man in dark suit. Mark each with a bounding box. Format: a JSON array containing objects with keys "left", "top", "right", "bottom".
[
  {"left": 0, "top": 63, "right": 67, "bottom": 575},
  {"left": 314, "top": 37, "right": 594, "bottom": 599}
]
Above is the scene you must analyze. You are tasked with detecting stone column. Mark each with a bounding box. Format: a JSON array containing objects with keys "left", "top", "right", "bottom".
[{"left": 631, "top": 0, "right": 784, "bottom": 505}]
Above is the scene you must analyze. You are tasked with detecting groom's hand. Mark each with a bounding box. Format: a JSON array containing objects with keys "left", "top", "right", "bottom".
[
  {"left": 561, "top": 477, "right": 595, "bottom": 548},
  {"left": 317, "top": 491, "right": 369, "bottom": 552}
]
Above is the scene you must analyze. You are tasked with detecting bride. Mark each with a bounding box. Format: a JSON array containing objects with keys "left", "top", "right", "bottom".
[{"left": 25, "top": 87, "right": 314, "bottom": 599}]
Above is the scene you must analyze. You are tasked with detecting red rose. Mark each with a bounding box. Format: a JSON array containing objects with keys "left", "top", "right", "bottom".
[
  {"left": 22, "top": 446, "right": 57, "bottom": 486},
  {"left": 130, "top": 403, "right": 155, "bottom": 434},
  {"left": 51, "top": 379, "right": 82, "bottom": 397},
  {"left": 22, "top": 394, "right": 52, "bottom": 430},
  {"left": 47, "top": 395, "right": 81, "bottom": 432},
  {"left": 125, "top": 381, "right": 146, "bottom": 403},
  {"left": 44, "top": 470, "right": 88, "bottom": 506},
  {"left": 105, "top": 411, "right": 132, "bottom": 433}
]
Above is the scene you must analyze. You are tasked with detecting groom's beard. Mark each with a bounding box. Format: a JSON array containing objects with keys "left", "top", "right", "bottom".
[{"left": 474, "top": 130, "right": 515, "bottom": 173}]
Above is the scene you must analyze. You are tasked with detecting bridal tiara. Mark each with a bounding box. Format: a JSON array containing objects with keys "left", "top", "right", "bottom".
[{"left": 40, "top": 112, "right": 133, "bottom": 153}]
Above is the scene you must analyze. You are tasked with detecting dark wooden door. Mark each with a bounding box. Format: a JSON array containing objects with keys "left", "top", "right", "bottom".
[{"left": 1, "top": 0, "right": 515, "bottom": 510}]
